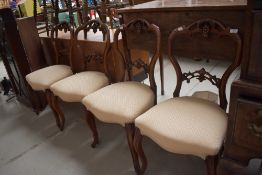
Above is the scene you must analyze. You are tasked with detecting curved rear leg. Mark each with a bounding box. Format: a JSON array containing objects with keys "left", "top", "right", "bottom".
[
  {"left": 125, "top": 123, "right": 140, "bottom": 174},
  {"left": 51, "top": 94, "right": 65, "bottom": 131},
  {"left": 134, "top": 128, "right": 147, "bottom": 175},
  {"left": 45, "top": 90, "right": 61, "bottom": 130},
  {"left": 85, "top": 109, "right": 99, "bottom": 148}
]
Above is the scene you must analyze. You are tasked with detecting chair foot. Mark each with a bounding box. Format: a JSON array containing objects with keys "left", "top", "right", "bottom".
[
  {"left": 91, "top": 139, "right": 99, "bottom": 148},
  {"left": 134, "top": 128, "right": 147, "bottom": 175},
  {"left": 58, "top": 124, "right": 64, "bottom": 131},
  {"left": 85, "top": 110, "right": 99, "bottom": 148}
]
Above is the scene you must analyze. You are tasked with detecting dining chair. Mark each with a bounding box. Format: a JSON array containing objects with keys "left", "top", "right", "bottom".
[
  {"left": 81, "top": 18, "right": 161, "bottom": 174},
  {"left": 133, "top": 19, "right": 242, "bottom": 175},
  {"left": 26, "top": 21, "right": 74, "bottom": 129},
  {"left": 49, "top": 19, "right": 111, "bottom": 131}
]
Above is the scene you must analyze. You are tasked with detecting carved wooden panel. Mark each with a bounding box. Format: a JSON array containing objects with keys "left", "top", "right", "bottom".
[{"left": 234, "top": 98, "right": 262, "bottom": 152}]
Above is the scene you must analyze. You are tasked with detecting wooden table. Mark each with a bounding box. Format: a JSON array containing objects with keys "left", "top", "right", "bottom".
[
  {"left": 39, "top": 29, "right": 149, "bottom": 82},
  {"left": 118, "top": 0, "right": 247, "bottom": 61}
]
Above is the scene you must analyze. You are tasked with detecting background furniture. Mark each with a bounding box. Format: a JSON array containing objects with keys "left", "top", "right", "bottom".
[
  {"left": 118, "top": 0, "right": 247, "bottom": 58},
  {"left": 0, "top": 8, "right": 47, "bottom": 112},
  {"left": 217, "top": 0, "right": 262, "bottom": 174}
]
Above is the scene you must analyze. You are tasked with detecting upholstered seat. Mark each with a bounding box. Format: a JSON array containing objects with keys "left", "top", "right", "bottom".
[
  {"left": 26, "top": 65, "right": 73, "bottom": 91},
  {"left": 50, "top": 71, "right": 109, "bottom": 102},
  {"left": 135, "top": 96, "right": 227, "bottom": 159},
  {"left": 82, "top": 81, "right": 155, "bottom": 126},
  {"left": 132, "top": 19, "right": 242, "bottom": 175}
]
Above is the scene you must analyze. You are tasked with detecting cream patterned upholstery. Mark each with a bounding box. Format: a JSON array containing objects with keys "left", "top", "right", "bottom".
[
  {"left": 26, "top": 65, "right": 73, "bottom": 91},
  {"left": 50, "top": 71, "right": 109, "bottom": 102},
  {"left": 82, "top": 81, "right": 155, "bottom": 126},
  {"left": 135, "top": 96, "right": 227, "bottom": 159},
  {"left": 192, "top": 91, "right": 218, "bottom": 104}
]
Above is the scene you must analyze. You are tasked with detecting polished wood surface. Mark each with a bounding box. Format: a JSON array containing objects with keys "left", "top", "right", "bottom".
[
  {"left": 119, "top": 0, "right": 247, "bottom": 61},
  {"left": 119, "top": 0, "right": 247, "bottom": 12}
]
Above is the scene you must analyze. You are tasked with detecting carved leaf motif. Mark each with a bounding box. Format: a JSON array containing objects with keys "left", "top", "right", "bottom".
[
  {"left": 127, "top": 20, "right": 150, "bottom": 34},
  {"left": 182, "top": 68, "right": 220, "bottom": 87},
  {"left": 201, "top": 23, "right": 211, "bottom": 38},
  {"left": 131, "top": 58, "right": 148, "bottom": 73},
  {"left": 248, "top": 110, "right": 262, "bottom": 138},
  {"left": 84, "top": 54, "right": 103, "bottom": 64},
  {"left": 248, "top": 124, "right": 262, "bottom": 138}
]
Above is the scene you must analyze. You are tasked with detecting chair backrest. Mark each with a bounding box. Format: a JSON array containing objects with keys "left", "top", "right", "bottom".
[
  {"left": 168, "top": 19, "right": 242, "bottom": 110},
  {"left": 114, "top": 18, "right": 161, "bottom": 101},
  {"left": 50, "top": 21, "right": 74, "bottom": 66},
  {"left": 71, "top": 19, "right": 111, "bottom": 76}
]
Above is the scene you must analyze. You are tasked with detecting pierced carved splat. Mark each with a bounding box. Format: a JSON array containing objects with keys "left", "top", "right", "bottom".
[
  {"left": 126, "top": 19, "right": 151, "bottom": 34},
  {"left": 83, "top": 54, "right": 104, "bottom": 71},
  {"left": 51, "top": 22, "right": 73, "bottom": 64},
  {"left": 73, "top": 20, "right": 110, "bottom": 74},
  {"left": 168, "top": 19, "right": 242, "bottom": 109},
  {"left": 57, "top": 48, "right": 69, "bottom": 58},
  {"left": 200, "top": 22, "right": 211, "bottom": 38},
  {"left": 80, "top": 20, "right": 108, "bottom": 39},
  {"left": 186, "top": 19, "right": 228, "bottom": 39},
  {"left": 84, "top": 54, "right": 104, "bottom": 64},
  {"left": 131, "top": 58, "right": 148, "bottom": 73},
  {"left": 182, "top": 68, "right": 220, "bottom": 87},
  {"left": 56, "top": 22, "right": 72, "bottom": 33}
]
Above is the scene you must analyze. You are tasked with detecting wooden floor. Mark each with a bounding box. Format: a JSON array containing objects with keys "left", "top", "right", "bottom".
[{"left": 0, "top": 58, "right": 261, "bottom": 175}]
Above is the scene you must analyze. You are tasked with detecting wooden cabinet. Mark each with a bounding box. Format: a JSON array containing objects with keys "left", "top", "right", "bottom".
[{"left": 217, "top": 0, "right": 262, "bottom": 174}]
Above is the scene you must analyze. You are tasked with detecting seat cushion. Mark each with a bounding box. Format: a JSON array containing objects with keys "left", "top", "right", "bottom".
[
  {"left": 135, "top": 96, "right": 227, "bottom": 159},
  {"left": 26, "top": 65, "right": 73, "bottom": 91},
  {"left": 82, "top": 81, "right": 155, "bottom": 126},
  {"left": 50, "top": 71, "right": 109, "bottom": 102}
]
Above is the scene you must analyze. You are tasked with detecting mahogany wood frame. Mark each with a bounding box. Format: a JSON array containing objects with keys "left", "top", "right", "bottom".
[
  {"left": 51, "top": 19, "right": 111, "bottom": 131},
  {"left": 84, "top": 18, "right": 160, "bottom": 174},
  {"left": 133, "top": 18, "right": 242, "bottom": 175},
  {"left": 45, "top": 22, "right": 74, "bottom": 131},
  {"left": 169, "top": 19, "right": 242, "bottom": 110}
]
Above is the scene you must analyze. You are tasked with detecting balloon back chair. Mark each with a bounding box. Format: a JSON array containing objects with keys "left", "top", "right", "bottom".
[
  {"left": 26, "top": 22, "right": 74, "bottom": 127},
  {"left": 49, "top": 19, "right": 111, "bottom": 131},
  {"left": 133, "top": 19, "right": 242, "bottom": 175},
  {"left": 81, "top": 18, "right": 161, "bottom": 174}
]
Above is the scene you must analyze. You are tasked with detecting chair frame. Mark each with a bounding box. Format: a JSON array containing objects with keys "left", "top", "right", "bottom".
[
  {"left": 51, "top": 19, "right": 111, "bottom": 131},
  {"left": 168, "top": 18, "right": 242, "bottom": 110},
  {"left": 44, "top": 21, "right": 74, "bottom": 130},
  {"left": 85, "top": 18, "right": 161, "bottom": 174},
  {"left": 133, "top": 18, "right": 242, "bottom": 175}
]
